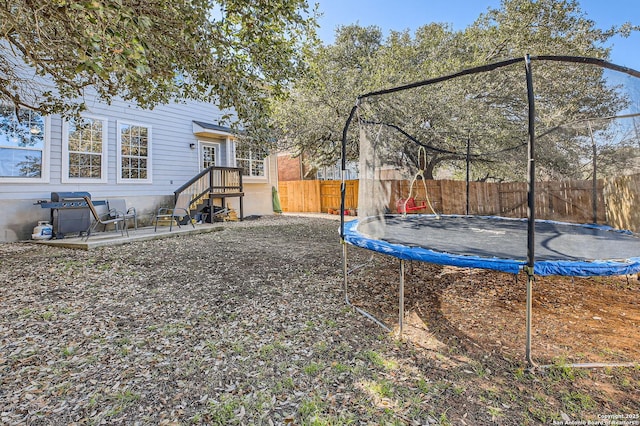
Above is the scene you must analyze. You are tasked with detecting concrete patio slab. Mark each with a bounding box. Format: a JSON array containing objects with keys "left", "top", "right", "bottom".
[{"left": 27, "top": 223, "right": 224, "bottom": 250}]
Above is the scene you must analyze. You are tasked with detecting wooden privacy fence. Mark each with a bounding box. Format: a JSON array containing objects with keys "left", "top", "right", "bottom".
[
  {"left": 279, "top": 178, "right": 606, "bottom": 223},
  {"left": 392, "top": 179, "right": 605, "bottom": 223},
  {"left": 604, "top": 173, "right": 640, "bottom": 232},
  {"left": 278, "top": 180, "right": 359, "bottom": 214}
]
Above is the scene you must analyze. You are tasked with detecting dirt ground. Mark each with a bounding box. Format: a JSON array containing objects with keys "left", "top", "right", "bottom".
[
  {"left": 350, "top": 259, "right": 640, "bottom": 365},
  {"left": 1, "top": 215, "right": 638, "bottom": 425}
]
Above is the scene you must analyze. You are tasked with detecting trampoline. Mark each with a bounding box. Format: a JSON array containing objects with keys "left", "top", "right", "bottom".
[
  {"left": 338, "top": 55, "right": 640, "bottom": 368},
  {"left": 344, "top": 214, "right": 640, "bottom": 277}
]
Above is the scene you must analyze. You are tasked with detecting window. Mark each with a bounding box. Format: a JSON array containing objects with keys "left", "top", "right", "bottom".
[
  {"left": 62, "top": 116, "right": 108, "bottom": 183},
  {"left": 201, "top": 142, "right": 220, "bottom": 170},
  {"left": 236, "top": 144, "right": 268, "bottom": 178},
  {"left": 317, "top": 161, "right": 359, "bottom": 180},
  {"left": 117, "top": 121, "right": 151, "bottom": 183},
  {"left": 0, "top": 105, "right": 49, "bottom": 182}
]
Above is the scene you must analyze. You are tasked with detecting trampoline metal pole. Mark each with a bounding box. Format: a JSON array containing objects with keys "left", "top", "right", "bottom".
[
  {"left": 526, "top": 274, "right": 535, "bottom": 367},
  {"left": 343, "top": 242, "right": 392, "bottom": 332},
  {"left": 466, "top": 136, "right": 470, "bottom": 216},
  {"left": 343, "top": 242, "right": 348, "bottom": 303},
  {"left": 399, "top": 259, "right": 405, "bottom": 336},
  {"left": 525, "top": 54, "right": 536, "bottom": 368},
  {"left": 588, "top": 121, "right": 598, "bottom": 224}
]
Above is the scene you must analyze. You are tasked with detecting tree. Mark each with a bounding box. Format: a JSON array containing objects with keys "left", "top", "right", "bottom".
[
  {"left": 271, "top": 24, "right": 383, "bottom": 169},
  {"left": 368, "top": 0, "right": 637, "bottom": 181},
  {"left": 455, "top": 0, "right": 638, "bottom": 180},
  {"left": 272, "top": 0, "right": 639, "bottom": 181},
  {"left": 0, "top": 0, "right": 316, "bottom": 136}
]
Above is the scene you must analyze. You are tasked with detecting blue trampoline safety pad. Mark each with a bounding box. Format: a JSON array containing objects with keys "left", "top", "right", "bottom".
[{"left": 342, "top": 215, "right": 640, "bottom": 277}]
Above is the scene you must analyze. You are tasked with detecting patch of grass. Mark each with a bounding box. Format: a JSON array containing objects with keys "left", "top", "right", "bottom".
[
  {"left": 470, "top": 361, "right": 489, "bottom": 378},
  {"left": 303, "top": 362, "right": 324, "bottom": 376},
  {"left": 547, "top": 358, "right": 587, "bottom": 382},
  {"left": 61, "top": 346, "right": 76, "bottom": 358},
  {"left": 161, "top": 322, "right": 186, "bottom": 337},
  {"left": 275, "top": 376, "right": 295, "bottom": 392},
  {"left": 116, "top": 337, "right": 131, "bottom": 346},
  {"left": 299, "top": 395, "right": 326, "bottom": 419},
  {"left": 231, "top": 341, "right": 246, "bottom": 355},
  {"left": 452, "top": 385, "right": 466, "bottom": 395},
  {"left": 513, "top": 366, "right": 528, "bottom": 381},
  {"left": 115, "top": 390, "right": 140, "bottom": 404},
  {"left": 480, "top": 387, "right": 501, "bottom": 403},
  {"left": 363, "top": 378, "right": 394, "bottom": 399},
  {"left": 257, "top": 340, "right": 287, "bottom": 359},
  {"left": 302, "top": 416, "right": 350, "bottom": 426},
  {"left": 41, "top": 310, "right": 56, "bottom": 321},
  {"left": 98, "top": 390, "right": 141, "bottom": 419},
  {"left": 304, "top": 320, "right": 317, "bottom": 332},
  {"left": 18, "top": 307, "right": 34, "bottom": 318},
  {"left": 88, "top": 394, "right": 99, "bottom": 407},
  {"left": 97, "top": 263, "right": 112, "bottom": 271},
  {"left": 115, "top": 337, "right": 132, "bottom": 356},
  {"left": 208, "top": 396, "right": 240, "bottom": 425},
  {"left": 314, "top": 341, "right": 328, "bottom": 354},
  {"left": 331, "top": 362, "right": 350, "bottom": 373},
  {"left": 561, "top": 391, "right": 595, "bottom": 414},
  {"left": 487, "top": 406, "right": 505, "bottom": 419},
  {"left": 416, "top": 378, "right": 432, "bottom": 394},
  {"left": 205, "top": 340, "right": 218, "bottom": 356},
  {"left": 258, "top": 343, "right": 276, "bottom": 359},
  {"left": 433, "top": 409, "right": 452, "bottom": 426},
  {"left": 324, "top": 318, "right": 338, "bottom": 328},
  {"left": 362, "top": 350, "right": 397, "bottom": 370},
  {"left": 60, "top": 259, "right": 83, "bottom": 271},
  {"left": 527, "top": 394, "right": 559, "bottom": 424}
]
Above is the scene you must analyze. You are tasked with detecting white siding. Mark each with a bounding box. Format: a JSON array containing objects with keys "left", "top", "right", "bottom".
[
  {"left": 0, "top": 94, "right": 258, "bottom": 241},
  {"left": 0, "top": 95, "right": 229, "bottom": 199}
]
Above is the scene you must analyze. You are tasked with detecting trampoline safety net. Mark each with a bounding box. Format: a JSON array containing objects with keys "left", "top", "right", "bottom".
[{"left": 342, "top": 56, "right": 640, "bottom": 277}]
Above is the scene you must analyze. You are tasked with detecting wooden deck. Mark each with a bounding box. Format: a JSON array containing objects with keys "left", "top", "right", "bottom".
[{"left": 28, "top": 223, "right": 224, "bottom": 250}]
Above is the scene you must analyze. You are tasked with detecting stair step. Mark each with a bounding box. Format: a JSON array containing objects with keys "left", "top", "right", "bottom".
[{"left": 156, "top": 218, "right": 178, "bottom": 226}]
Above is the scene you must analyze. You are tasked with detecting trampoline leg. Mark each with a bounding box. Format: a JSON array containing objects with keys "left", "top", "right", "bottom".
[
  {"left": 399, "top": 259, "right": 405, "bottom": 337},
  {"left": 343, "top": 242, "right": 348, "bottom": 301},
  {"left": 343, "top": 242, "right": 392, "bottom": 332},
  {"left": 525, "top": 273, "right": 536, "bottom": 368}
]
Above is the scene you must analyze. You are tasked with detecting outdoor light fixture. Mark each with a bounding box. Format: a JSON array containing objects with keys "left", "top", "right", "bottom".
[{"left": 189, "top": 143, "right": 196, "bottom": 150}]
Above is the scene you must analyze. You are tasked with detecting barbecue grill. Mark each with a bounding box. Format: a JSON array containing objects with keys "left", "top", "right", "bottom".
[{"left": 38, "top": 192, "right": 105, "bottom": 239}]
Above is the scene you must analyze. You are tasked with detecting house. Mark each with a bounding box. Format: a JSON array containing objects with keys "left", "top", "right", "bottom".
[
  {"left": 276, "top": 152, "right": 358, "bottom": 181},
  {"left": 0, "top": 95, "right": 277, "bottom": 242}
]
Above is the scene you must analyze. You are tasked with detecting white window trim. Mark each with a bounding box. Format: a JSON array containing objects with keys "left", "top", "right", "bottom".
[
  {"left": 236, "top": 146, "right": 269, "bottom": 182},
  {"left": 241, "top": 162, "right": 269, "bottom": 183},
  {"left": 0, "top": 115, "right": 51, "bottom": 184},
  {"left": 199, "top": 140, "right": 221, "bottom": 170},
  {"left": 62, "top": 115, "right": 108, "bottom": 184},
  {"left": 116, "top": 120, "right": 152, "bottom": 184}
]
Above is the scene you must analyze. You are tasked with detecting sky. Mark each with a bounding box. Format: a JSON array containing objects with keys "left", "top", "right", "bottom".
[{"left": 314, "top": 0, "right": 640, "bottom": 71}]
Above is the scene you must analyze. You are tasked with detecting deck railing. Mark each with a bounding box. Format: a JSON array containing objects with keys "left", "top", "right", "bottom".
[{"left": 174, "top": 166, "right": 244, "bottom": 212}]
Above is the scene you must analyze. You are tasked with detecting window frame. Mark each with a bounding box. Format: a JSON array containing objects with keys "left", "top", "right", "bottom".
[
  {"left": 199, "top": 140, "right": 221, "bottom": 171},
  {"left": 116, "top": 120, "right": 152, "bottom": 184},
  {"left": 0, "top": 106, "right": 50, "bottom": 183},
  {"left": 235, "top": 144, "right": 268, "bottom": 181},
  {"left": 62, "top": 114, "right": 108, "bottom": 183}
]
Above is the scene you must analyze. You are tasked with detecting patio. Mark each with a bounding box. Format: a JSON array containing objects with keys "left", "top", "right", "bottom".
[{"left": 30, "top": 222, "right": 224, "bottom": 250}]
